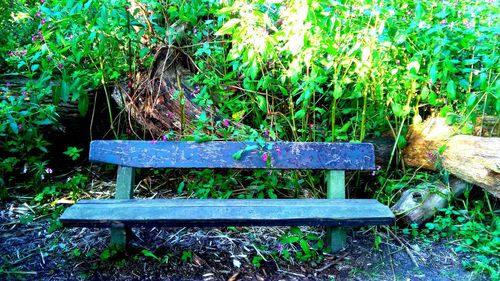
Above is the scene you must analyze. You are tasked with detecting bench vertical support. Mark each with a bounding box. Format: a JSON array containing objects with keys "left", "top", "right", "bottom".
[
  {"left": 326, "top": 170, "right": 346, "bottom": 252},
  {"left": 110, "top": 166, "right": 135, "bottom": 250}
]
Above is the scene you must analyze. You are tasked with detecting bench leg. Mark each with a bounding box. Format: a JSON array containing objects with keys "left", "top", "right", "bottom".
[
  {"left": 111, "top": 225, "right": 130, "bottom": 249},
  {"left": 110, "top": 166, "right": 135, "bottom": 251},
  {"left": 326, "top": 170, "right": 346, "bottom": 252},
  {"left": 327, "top": 227, "right": 347, "bottom": 252}
]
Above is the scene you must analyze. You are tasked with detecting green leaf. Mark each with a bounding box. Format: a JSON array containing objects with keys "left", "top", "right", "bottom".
[
  {"left": 415, "top": 1, "right": 424, "bottom": 19},
  {"left": 61, "top": 80, "right": 69, "bottom": 103},
  {"left": 249, "top": 60, "right": 259, "bottom": 80},
  {"left": 429, "top": 92, "right": 437, "bottom": 106},
  {"left": 34, "top": 119, "right": 54, "bottom": 126},
  {"left": 397, "top": 135, "right": 407, "bottom": 149},
  {"left": 463, "top": 59, "right": 478, "bottom": 65},
  {"left": 446, "top": 114, "right": 459, "bottom": 125},
  {"left": 447, "top": 80, "right": 457, "bottom": 100},
  {"left": 407, "top": 61, "right": 420, "bottom": 74},
  {"left": 281, "top": 236, "right": 299, "bottom": 243},
  {"left": 347, "top": 42, "right": 360, "bottom": 56},
  {"left": 177, "top": 182, "right": 185, "bottom": 194},
  {"left": 430, "top": 64, "right": 438, "bottom": 83},
  {"left": 141, "top": 250, "right": 159, "bottom": 261},
  {"left": 215, "top": 18, "right": 240, "bottom": 36},
  {"left": 140, "top": 48, "right": 149, "bottom": 58},
  {"left": 78, "top": 93, "right": 89, "bottom": 116},
  {"left": 337, "top": 121, "right": 351, "bottom": 133},
  {"left": 392, "top": 103, "right": 403, "bottom": 117},
  {"left": 194, "top": 135, "right": 212, "bottom": 143},
  {"left": 300, "top": 240, "right": 311, "bottom": 255},
  {"left": 466, "top": 93, "right": 477, "bottom": 107},
  {"left": 256, "top": 95, "right": 266, "bottom": 112},
  {"left": 9, "top": 121, "right": 18, "bottom": 135},
  {"left": 438, "top": 145, "right": 447, "bottom": 154},
  {"left": 333, "top": 83, "right": 342, "bottom": 99},
  {"left": 290, "top": 226, "right": 301, "bottom": 235},
  {"left": 294, "top": 109, "right": 305, "bottom": 119},
  {"left": 244, "top": 145, "right": 259, "bottom": 152},
  {"left": 421, "top": 86, "right": 429, "bottom": 99},
  {"left": 232, "top": 150, "right": 243, "bottom": 160}
]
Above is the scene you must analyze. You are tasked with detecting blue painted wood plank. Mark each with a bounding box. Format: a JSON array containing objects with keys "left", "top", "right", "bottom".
[
  {"left": 60, "top": 199, "right": 394, "bottom": 228},
  {"left": 89, "top": 141, "right": 375, "bottom": 170}
]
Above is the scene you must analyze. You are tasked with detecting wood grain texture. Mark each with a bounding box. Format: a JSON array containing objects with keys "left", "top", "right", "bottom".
[
  {"left": 89, "top": 141, "right": 375, "bottom": 170},
  {"left": 60, "top": 199, "right": 394, "bottom": 228},
  {"left": 442, "top": 135, "right": 500, "bottom": 198}
]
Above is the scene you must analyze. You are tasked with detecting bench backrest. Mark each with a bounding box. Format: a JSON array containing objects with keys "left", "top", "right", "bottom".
[{"left": 89, "top": 141, "right": 375, "bottom": 170}]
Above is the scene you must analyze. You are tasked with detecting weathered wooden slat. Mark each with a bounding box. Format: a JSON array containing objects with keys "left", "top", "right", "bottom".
[
  {"left": 60, "top": 199, "right": 394, "bottom": 228},
  {"left": 89, "top": 141, "right": 375, "bottom": 170}
]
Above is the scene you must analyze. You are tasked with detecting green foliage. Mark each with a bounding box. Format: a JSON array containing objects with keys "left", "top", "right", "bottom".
[
  {"left": 100, "top": 247, "right": 119, "bottom": 262},
  {"left": 205, "top": 0, "right": 498, "bottom": 144},
  {"left": 141, "top": 249, "right": 172, "bottom": 265},
  {"left": 71, "top": 248, "right": 82, "bottom": 258},
  {"left": 278, "top": 226, "right": 324, "bottom": 262},
  {"left": 251, "top": 226, "right": 325, "bottom": 268},
  {"left": 402, "top": 197, "right": 499, "bottom": 279},
  {"left": 178, "top": 169, "right": 303, "bottom": 199},
  {"left": 64, "top": 146, "right": 83, "bottom": 161},
  {"left": 33, "top": 173, "right": 87, "bottom": 203},
  {"left": 4, "top": 0, "right": 145, "bottom": 115},
  {"left": 251, "top": 255, "right": 264, "bottom": 268},
  {"left": 181, "top": 250, "right": 193, "bottom": 263},
  {"left": 0, "top": 2, "right": 37, "bottom": 70},
  {"left": 0, "top": 93, "right": 57, "bottom": 198}
]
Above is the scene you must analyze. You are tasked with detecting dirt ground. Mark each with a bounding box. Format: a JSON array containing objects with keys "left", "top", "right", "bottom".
[{"left": 0, "top": 200, "right": 490, "bottom": 281}]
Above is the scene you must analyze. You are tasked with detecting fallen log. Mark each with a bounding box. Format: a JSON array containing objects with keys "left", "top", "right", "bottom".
[
  {"left": 403, "top": 117, "right": 456, "bottom": 170},
  {"left": 403, "top": 117, "right": 500, "bottom": 198},
  {"left": 442, "top": 135, "right": 500, "bottom": 198},
  {"left": 403, "top": 116, "right": 499, "bottom": 170},
  {"left": 391, "top": 177, "right": 468, "bottom": 225}
]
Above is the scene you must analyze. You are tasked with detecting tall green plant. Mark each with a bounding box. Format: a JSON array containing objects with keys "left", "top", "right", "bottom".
[{"left": 207, "top": 0, "right": 499, "bottom": 144}]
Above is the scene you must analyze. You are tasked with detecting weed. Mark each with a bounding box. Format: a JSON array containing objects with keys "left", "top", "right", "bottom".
[
  {"left": 63, "top": 147, "right": 83, "bottom": 161},
  {"left": 141, "top": 249, "right": 172, "bottom": 265},
  {"left": 181, "top": 250, "right": 193, "bottom": 263}
]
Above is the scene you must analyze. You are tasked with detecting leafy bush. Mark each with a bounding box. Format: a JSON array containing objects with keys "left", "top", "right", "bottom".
[
  {"left": 0, "top": 92, "right": 57, "bottom": 198},
  {"left": 0, "top": 2, "right": 37, "bottom": 70},
  {"left": 203, "top": 0, "right": 499, "bottom": 143}
]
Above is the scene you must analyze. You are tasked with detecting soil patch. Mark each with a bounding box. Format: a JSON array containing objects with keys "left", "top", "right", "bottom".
[{"left": 0, "top": 201, "right": 488, "bottom": 281}]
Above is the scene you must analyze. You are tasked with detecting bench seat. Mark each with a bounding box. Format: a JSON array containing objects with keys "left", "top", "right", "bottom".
[{"left": 60, "top": 199, "right": 394, "bottom": 228}]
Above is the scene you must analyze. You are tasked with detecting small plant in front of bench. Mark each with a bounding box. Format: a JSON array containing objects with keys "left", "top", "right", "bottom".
[{"left": 60, "top": 140, "right": 394, "bottom": 253}]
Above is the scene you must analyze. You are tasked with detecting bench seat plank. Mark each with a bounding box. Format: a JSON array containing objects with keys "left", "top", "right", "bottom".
[
  {"left": 89, "top": 141, "right": 375, "bottom": 170},
  {"left": 60, "top": 199, "right": 394, "bottom": 228}
]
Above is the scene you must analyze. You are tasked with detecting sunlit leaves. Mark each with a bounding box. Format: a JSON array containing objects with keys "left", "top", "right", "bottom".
[{"left": 447, "top": 80, "right": 457, "bottom": 100}]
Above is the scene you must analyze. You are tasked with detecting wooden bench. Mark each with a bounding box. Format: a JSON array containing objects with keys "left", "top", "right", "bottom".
[{"left": 60, "top": 140, "right": 394, "bottom": 252}]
